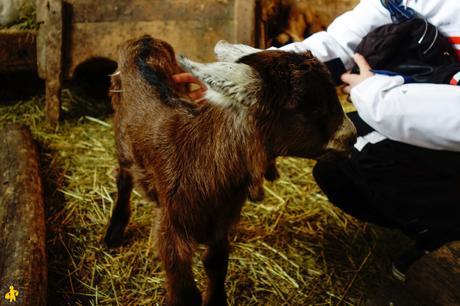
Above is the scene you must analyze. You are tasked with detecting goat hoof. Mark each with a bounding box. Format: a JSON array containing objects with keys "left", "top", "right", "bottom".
[
  {"left": 203, "top": 289, "right": 227, "bottom": 306},
  {"left": 249, "top": 185, "right": 265, "bottom": 202},
  {"left": 264, "top": 165, "right": 280, "bottom": 182},
  {"left": 103, "top": 223, "right": 126, "bottom": 248}
]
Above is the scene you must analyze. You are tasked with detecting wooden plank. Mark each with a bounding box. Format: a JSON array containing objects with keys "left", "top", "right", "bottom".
[
  {"left": 235, "top": 0, "right": 256, "bottom": 45},
  {"left": 0, "top": 30, "right": 36, "bottom": 72},
  {"left": 0, "top": 124, "right": 47, "bottom": 306},
  {"left": 65, "top": 0, "right": 235, "bottom": 23},
  {"left": 407, "top": 241, "right": 460, "bottom": 305}
]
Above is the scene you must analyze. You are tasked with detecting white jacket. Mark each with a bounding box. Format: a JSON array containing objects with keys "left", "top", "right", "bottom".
[{"left": 280, "top": 0, "right": 460, "bottom": 152}]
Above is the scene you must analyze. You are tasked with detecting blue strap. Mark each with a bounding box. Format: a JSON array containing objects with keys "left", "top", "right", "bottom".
[
  {"left": 370, "top": 69, "right": 415, "bottom": 83},
  {"left": 380, "top": 0, "right": 416, "bottom": 23}
]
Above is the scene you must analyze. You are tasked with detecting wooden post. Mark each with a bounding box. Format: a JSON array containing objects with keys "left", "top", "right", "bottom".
[
  {"left": 0, "top": 124, "right": 47, "bottom": 306},
  {"left": 40, "top": 0, "right": 63, "bottom": 123},
  {"left": 235, "top": 0, "right": 256, "bottom": 46}
]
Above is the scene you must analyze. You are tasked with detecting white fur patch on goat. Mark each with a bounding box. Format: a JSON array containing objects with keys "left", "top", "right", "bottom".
[
  {"left": 201, "top": 88, "right": 235, "bottom": 109},
  {"left": 179, "top": 55, "right": 261, "bottom": 109},
  {"left": 214, "top": 40, "right": 261, "bottom": 62}
]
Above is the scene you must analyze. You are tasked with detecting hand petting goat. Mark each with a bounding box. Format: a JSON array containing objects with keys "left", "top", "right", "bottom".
[{"left": 341, "top": 53, "right": 375, "bottom": 94}]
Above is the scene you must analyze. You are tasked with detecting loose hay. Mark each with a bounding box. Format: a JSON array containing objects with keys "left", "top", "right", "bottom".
[
  {"left": 0, "top": 7, "right": 38, "bottom": 31},
  {"left": 0, "top": 90, "right": 408, "bottom": 305}
]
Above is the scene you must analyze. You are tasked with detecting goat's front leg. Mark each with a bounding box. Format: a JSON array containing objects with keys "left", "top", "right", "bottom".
[
  {"left": 158, "top": 220, "right": 201, "bottom": 306},
  {"left": 264, "top": 158, "right": 279, "bottom": 181},
  {"left": 248, "top": 177, "right": 265, "bottom": 202},
  {"left": 203, "top": 236, "right": 230, "bottom": 306},
  {"left": 104, "top": 166, "right": 133, "bottom": 248}
]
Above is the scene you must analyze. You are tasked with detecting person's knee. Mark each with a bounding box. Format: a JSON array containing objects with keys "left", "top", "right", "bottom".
[
  {"left": 313, "top": 159, "right": 347, "bottom": 193},
  {"left": 313, "top": 158, "right": 383, "bottom": 225}
]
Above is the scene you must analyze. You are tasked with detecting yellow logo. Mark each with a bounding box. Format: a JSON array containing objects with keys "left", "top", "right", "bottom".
[{"left": 4, "top": 285, "right": 19, "bottom": 303}]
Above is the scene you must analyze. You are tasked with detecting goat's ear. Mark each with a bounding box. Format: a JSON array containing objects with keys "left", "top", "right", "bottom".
[
  {"left": 214, "top": 40, "right": 261, "bottom": 62},
  {"left": 179, "top": 55, "right": 261, "bottom": 109},
  {"left": 288, "top": 64, "right": 314, "bottom": 110}
]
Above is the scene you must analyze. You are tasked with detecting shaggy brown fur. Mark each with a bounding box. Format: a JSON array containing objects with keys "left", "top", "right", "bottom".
[{"left": 104, "top": 35, "right": 356, "bottom": 306}]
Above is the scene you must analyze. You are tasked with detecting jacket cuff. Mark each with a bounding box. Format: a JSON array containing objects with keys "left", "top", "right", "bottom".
[{"left": 350, "top": 74, "right": 405, "bottom": 105}]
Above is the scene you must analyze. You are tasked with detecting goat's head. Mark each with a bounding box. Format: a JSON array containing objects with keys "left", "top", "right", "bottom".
[
  {"left": 115, "top": 35, "right": 188, "bottom": 100},
  {"left": 179, "top": 40, "right": 357, "bottom": 159},
  {"left": 118, "top": 35, "right": 183, "bottom": 75}
]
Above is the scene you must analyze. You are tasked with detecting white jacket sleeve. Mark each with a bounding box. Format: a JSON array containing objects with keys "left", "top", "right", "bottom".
[
  {"left": 351, "top": 75, "right": 460, "bottom": 151},
  {"left": 279, "top": 0, "right": 391, "bottom": 69}
]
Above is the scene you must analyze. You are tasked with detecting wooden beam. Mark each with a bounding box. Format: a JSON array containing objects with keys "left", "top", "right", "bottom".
[
  {"left": 36, "top": 0, "right": 48, "bottom": 79},
  {"left": 407, "top": 241, "right": 460, "bottom": 305},
  {"left": 0, "top": 124, "right": 47, "bottom": 306}
]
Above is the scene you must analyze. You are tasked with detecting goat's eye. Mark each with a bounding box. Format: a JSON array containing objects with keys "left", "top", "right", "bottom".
[{"left": 305, "top": 106, "right": 327, "bottom": 121}]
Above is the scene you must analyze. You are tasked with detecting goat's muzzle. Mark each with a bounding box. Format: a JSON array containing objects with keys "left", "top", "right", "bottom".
[{"left": 321, "top": 115, "right": 357, "bottom": 160}]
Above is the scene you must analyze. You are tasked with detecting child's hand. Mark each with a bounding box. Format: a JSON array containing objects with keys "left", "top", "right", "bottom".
[
  {"left": 172, "top": 73, "right": 207, "bottom": 101},
  {"left": 341, "top": 53, "right": 374, "bottom": 94}
]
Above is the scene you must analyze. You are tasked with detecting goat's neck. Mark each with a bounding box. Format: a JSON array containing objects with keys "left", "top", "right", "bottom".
[
  {"left": 194, "top": 106, "right": 269, "bottom": 183},
  {"left": 216, "top": 107, "right": 269, "bottom": 187}
]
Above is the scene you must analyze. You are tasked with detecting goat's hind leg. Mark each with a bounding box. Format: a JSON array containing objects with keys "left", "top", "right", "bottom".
[
  {"left": 158, "top": 220, "right": 202, "bottom": 306},
  {"left": 203, "top": 236, "right": 230, "bottom": 306},
  {"left": 104, "top": 166, "right": 133, "bottom": 248}
]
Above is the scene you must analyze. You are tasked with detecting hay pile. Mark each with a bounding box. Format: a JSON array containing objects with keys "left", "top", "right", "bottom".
[{"left": 0, "top": 90, "right": 408, "bottom": 305}]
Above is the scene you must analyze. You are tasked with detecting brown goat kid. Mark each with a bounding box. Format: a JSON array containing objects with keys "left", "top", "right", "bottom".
[{"left": 104, "top": 35, "right": 356, "bottom": 306}]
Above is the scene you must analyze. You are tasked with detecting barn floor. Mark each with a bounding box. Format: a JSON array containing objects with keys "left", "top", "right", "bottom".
[{"left": 0, "top": 87, "right": 414, "bottom": 305}]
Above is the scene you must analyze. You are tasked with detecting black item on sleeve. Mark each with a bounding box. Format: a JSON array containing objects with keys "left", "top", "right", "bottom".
[
  {"left": 324, "top": 58, "right": 347, "bottom": 85},
  {"left": 353, "top": 18, "right": 460, "bottom": 84}
]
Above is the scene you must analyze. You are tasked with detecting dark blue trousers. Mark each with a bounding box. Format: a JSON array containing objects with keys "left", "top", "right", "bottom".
[{"left": 313, "top": 112, "right": 460, "bottom": 249}]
